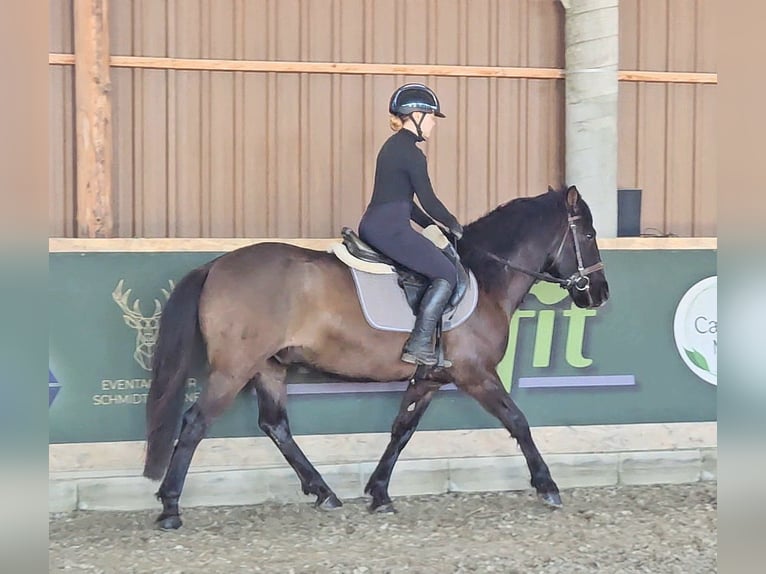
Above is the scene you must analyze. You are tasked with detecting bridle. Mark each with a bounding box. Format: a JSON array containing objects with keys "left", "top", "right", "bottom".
[
  {"left": 548, "top": 214, "right": 606, "bottom": 291},
  {"left": 462, "top": 213, "right": 605, "bottom": 292}
]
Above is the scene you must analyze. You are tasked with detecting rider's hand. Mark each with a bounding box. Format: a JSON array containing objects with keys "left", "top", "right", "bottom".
[{"left": 450, "top": 223, "right": 463, "bottom": 241}]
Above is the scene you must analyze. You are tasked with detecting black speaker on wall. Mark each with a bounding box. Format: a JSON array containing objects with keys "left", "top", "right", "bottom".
[{"left": 617, "top": 188, "right": 642, "bottom": 237}]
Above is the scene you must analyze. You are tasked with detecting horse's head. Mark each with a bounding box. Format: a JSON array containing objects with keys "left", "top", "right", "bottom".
[{"left": 545, "top": 185, "right": 610, "bottom": 309}]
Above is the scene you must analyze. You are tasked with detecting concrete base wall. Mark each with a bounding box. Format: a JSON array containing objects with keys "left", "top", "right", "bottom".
[{"left": 50, "top": 422, "right": 717, "bottom": 513}]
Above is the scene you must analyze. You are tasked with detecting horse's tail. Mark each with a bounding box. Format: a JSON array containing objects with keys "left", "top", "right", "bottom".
[{"left": 143, "top": 263, "right": 212, "bottom": 481}]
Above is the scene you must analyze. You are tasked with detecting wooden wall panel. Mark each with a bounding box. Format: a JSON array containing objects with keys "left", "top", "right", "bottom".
[
  {"left": 49, "top": 0, "right": 716, "bottom": 238},
  {"left": 696, "top": 0, "right": 716, "bottom": 71},
  {"left": 665, "top": 0, "right": 697, "bottom": 236},
  {"left": 49, "top": 66, "right": 76, "bottom": 237},
  {"left": 692, "top": 86, "right": 716, "bottom": 237},
  {"left": 49, "top": 0, "right": 75, "bottom": 237},
  {"left": 50, "top": 0, "right": 73, "bottom": 53},
  {"left": 528, "top": 0, "right": 564, "bottom": 68},
  {"left": 108, "top": 2, "right": 134, "bottom": 236},
  {"left": 620, "top": 0, "right": 639, "bottom": 69},
  {"left": 617, "top": 83, "right": 638, "bottom": 187},
  {"left": 171, "top": 1, "right": 201, "bottom": 236},
  {"left": 135, "top": 0, "right": 169, "bottom": 236},
  {"left": 617, "top": 0, "right": 716, "bottom": 237},
  {"left": 692, "top": 2, "right": 717, "bottom": 237},
  {"left": 666, "top": 83, "right": 696, "bottom": 236},
  {"left": 208, "top": 2, "right": 236, "bottom": 236}
]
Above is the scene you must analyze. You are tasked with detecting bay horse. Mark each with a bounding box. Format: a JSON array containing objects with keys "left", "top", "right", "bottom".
[{"left": 143, "top": 184, "right": 609, "bottom": 529}]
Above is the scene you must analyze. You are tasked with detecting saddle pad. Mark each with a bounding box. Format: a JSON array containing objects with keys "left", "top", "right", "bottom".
[
  {"left": 349, "top": 267, "right": 480, "bottom": 333},
  {"left": 330, "top": 243, "right": 393, "bottom": 274}
]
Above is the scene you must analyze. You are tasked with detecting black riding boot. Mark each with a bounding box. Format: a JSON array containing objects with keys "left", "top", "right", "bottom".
[{"left": 401, "top": 278, "right": 454, "bottom": 366}]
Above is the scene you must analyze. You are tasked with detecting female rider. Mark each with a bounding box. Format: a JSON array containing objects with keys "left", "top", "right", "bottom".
[{"left": 358, "top": 83, "right": 463, "bottom": 366}]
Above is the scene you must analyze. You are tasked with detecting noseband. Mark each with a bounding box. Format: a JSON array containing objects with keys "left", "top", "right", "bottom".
[{"left": 465, "top": 213, "right": 605, "bottom": 292}]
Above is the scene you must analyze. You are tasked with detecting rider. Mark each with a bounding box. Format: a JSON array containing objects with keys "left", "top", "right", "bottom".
[{"left": 358, "top": 83, "right": 463, "bottom": 366}]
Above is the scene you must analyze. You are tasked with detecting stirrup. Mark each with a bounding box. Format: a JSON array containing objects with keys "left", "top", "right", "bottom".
[
  {"left": 400, "top": 347, "right": 452, "bottom": 368},
  {"left": 401, "top": 349, "right": 438, "bottom": 366}
]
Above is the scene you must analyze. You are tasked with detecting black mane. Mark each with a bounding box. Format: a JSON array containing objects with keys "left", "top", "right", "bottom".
[{"left": 458, "top": 188, "right": 567, "bottom": 289}]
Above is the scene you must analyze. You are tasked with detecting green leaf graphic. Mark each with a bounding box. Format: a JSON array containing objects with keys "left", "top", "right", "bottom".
[{"left": 685, "top": 348, "right": 710, "bottom": 372}]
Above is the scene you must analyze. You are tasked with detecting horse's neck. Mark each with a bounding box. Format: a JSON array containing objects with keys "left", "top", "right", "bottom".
[
  {"left": 497, "top": 272, "right": 538, "bottom": 321},
  {"left": 489, "top": 230, "right": 557, "bottom": 320},
  {"left": 467, "top": 197, "right": 566, "bottom": 319}
]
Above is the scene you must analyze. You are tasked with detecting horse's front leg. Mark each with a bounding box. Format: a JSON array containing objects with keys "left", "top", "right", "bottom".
[
  {"left": 456, "top": 369, "right": 562, "bottom": 508},
  {"left": 364, "top": 378, "right": 439, "bottom": 513}
]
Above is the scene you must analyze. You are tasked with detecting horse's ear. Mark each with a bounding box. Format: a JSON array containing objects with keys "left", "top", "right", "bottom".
[{"left": 566, "top": 185, "right": 580, "bottom": 211}]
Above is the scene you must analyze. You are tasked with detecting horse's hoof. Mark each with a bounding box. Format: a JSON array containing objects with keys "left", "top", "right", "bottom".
[
  {"left": 538, "top": 491, "right": 563, "bottom": 509},
  {"left": 156, "top": 514, "right": 183, "bottom": 530},
  {"left": 369, "top": 502, "right": 397, "bottom": 514},
  {"left": 316, "top": 494, "right": 343, "bottom": 510}
]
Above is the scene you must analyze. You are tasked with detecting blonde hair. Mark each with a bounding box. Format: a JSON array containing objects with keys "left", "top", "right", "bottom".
[{"left": 389, "top": 115, "right": 404, "bottom": 132}]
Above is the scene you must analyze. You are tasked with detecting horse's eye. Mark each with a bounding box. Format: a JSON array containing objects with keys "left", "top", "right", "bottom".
[{"left": 585, "top": 233, "right": 594, "bottom": 240}]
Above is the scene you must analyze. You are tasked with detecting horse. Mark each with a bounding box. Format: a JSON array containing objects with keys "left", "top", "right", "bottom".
[{"left": 143, "top": 184, "right": 609, "bottom": 529}]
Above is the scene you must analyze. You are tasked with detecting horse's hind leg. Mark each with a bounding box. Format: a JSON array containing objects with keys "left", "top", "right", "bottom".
[
  {"left": 364, "top": 379, "right": 438, "bottom": 513},
  {"left": 253, "top": 360, "right": 342, "bottom": 509},
  {"left": 458, "top": 370, "right": 562, "bottom": 508},
  {"left": 155, "top": 370, "right": 247, "bottom": 530},
  {"left": 154, "top": 402, "right": 206, "bottom": 530}
]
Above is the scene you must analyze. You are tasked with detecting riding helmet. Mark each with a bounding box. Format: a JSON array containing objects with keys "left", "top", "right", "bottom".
[{"left": 389, "top": 83, "right": 445, "bottom": 118}]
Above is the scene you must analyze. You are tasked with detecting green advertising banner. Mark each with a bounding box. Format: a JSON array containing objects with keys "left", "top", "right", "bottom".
[{"left": 49, "top": 248, "right": 717, "bottom": 444}]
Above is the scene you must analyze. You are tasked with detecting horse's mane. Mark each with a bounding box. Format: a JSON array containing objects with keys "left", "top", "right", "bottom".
[{"left": 458, "top": 187, "right": 567, "bottom": 289}]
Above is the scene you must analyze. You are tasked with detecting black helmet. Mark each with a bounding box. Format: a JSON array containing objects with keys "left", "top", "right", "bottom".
[{"left": 389, "top": 83, "right": 445, "bottom": 118}]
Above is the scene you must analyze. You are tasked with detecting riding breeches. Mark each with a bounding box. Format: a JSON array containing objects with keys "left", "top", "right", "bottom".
[{"left": 358, "top": 200, "right": 458, "bottom": 289}]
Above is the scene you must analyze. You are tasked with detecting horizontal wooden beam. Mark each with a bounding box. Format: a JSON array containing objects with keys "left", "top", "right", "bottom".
[
  {"left": 618, "top": 70, "right": 717, "bottom": 84},
  {"left": 48, "top": 53, "right": 718, "bottom": 84},
  {"left": 49, "top": 237, "right": 717, "bottom": 253},
  {"left": 50, "top": 53, "right": 75, "bottom": 65},
  {"left": 50, "top": 54, "right": 563, "bottom": 79}
]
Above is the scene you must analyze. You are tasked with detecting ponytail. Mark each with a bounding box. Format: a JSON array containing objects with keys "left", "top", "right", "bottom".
[{"left": 389, "top": 115, "right": 404, "bottom": 132}]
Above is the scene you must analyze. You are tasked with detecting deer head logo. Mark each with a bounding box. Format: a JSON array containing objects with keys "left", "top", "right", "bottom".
[{"left": 112, "top": 279, "right": 175, "bottom": 371}]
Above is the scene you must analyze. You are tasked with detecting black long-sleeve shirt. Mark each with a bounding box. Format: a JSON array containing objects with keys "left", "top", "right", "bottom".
[{"left": 368, "top": 129, "right": 460, "bottom": 231}]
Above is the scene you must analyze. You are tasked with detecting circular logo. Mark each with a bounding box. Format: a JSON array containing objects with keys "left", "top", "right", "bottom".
[{"left": 673, "top": 276, "right": 717, "bottom": 385}]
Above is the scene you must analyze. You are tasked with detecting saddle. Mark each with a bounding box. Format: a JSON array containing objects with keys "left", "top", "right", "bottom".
[{"left": 338, "top": 225, "right": 471, "bottom": 318}]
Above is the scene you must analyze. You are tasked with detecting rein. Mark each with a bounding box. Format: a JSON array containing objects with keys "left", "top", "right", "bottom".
[{"left": 463, "top": 214, "right": 605, "bottom": 291}]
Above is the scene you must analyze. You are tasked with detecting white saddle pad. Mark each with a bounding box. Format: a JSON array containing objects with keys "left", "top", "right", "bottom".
[{"left": 348, "top": 267, "right": 479, "bottom": 333}]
